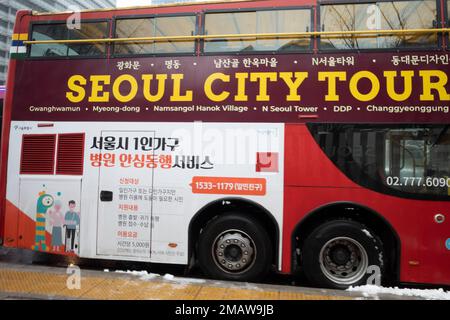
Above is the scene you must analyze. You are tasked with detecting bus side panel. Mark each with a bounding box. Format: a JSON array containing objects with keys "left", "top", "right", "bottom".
[{"left": 6, "top": 121, "right": 285, "bottom": 268}]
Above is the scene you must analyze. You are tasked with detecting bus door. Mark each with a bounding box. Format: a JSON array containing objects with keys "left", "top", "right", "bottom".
[{"left": 96, "top": 131, "right": 155, "bottom": 259}]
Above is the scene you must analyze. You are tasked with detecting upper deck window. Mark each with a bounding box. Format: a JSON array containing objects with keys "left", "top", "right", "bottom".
[
  {"left": 30, "top": 22, "right": 108, "bottom": 57},
  {"left": 204, "top": 9, "right": 312, "bottom": 53},
  {"left": 320, "top": 1, "right": 437, "bottom": 50},
  {"left": 68, "top": 22, "right": 109, "bottom": 56},
  {"left": 114, "top": 16, "right": 196, "bottom": 55}
]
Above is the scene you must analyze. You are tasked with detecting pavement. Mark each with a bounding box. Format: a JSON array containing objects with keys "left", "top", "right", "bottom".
[{"left": 0, "top": 247, "right": 429, "bottom": 300}]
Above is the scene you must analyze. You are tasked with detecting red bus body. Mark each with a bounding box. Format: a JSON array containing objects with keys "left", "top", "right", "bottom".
[{"left": 1, "top": 0, "right": 449, "bottom": 287}]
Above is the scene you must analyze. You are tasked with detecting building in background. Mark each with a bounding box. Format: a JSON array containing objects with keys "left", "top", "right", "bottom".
[{"left": 0, "top": 0, "right": 115, "bottom": 85}]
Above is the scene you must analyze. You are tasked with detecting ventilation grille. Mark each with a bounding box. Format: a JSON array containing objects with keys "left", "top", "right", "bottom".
[
  {"left": 56, "top": 133, "right": 85, "bottom": 175},
  {"left": 20, "top": 134, "right": 56, "bottom": 174}
]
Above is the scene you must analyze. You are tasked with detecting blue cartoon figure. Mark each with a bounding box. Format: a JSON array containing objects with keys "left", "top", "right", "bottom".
[
  {"left": 32, "top": 191, "right": 54, "bottom": 251},
  {"left": 64, "top": 200, "right": 80, "bottom": 253}
]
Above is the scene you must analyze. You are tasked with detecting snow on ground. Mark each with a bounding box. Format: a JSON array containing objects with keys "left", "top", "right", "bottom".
[
  {"left": 107, "top": 269, "right": 205, "bottom": 284},
  {"left": 112, "top": 269, "right": 161, "bottom": 280},
  {"left": 139, "top": 273, "right": 160, "bottom": 280},
  {"left": 347, "top": 285, "right": 450, "bottom": 300},
  {"left": 106, "top": 269, "right": 450, "bottom": 299},
  {"left": 163, "top": 273, "right": 175, "bottom": 280},
  {"left": 114, "top": 270, "right": 149, "bottom": 277}
]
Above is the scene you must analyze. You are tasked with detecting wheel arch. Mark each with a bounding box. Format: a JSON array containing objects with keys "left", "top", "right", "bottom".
[
  {"left": 188, "top": 197, "right": 280, "bottom": 269},
  {"left": 291, "top": 201, "right": 401, "bottom": 285}
]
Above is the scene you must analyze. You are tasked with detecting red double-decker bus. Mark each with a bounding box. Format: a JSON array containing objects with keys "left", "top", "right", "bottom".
[{"left": 0, "top": 0, "right": 449, "bottom": 289}]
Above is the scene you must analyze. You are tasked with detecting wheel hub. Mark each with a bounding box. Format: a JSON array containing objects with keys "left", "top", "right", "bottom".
[
  {"left": 213, "top": 230, "right": 255, "bottom": 273},
  {"left": 224, "top": 244, "right": 243, "bottom": 262},
  {"left": 330, "top": 245, "right": 351, "bottom": 265},
  {"left": 319, "top": 237, "right": 369, "bottom": 285}
]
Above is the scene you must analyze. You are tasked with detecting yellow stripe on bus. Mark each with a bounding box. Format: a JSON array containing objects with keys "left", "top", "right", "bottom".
[
  {"left": 12, "top": 33, "right": 28, "bottom": 41},
  {"left": 23, "top": 28, "right": 450, "bottom": 45}
]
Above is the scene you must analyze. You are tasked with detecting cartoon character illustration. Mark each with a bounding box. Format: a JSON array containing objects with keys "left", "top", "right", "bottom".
[
  {"left": 48, "top": 199, "right": 64, "bottom": 252},
  {"left": 64, "top": 200, "right": 80, "bottom": 253},
  {"left": 32, "top": 192, "right": 54, "bottom": 251}
]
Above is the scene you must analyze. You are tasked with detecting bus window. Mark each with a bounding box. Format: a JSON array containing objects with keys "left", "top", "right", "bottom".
[
  {"left": 320, "top": 0, "right": 437, "bottom": 50},
  {"left": 114, "top": 16, "right": 196, "bottom": 55},
  {"left": 384, "top": 127, "right": 450, "bottom": 196},
  {"left": 30, "top": 23, "right": 68, "bottom": 57},
  {"left": 68, "top": 22, "right": 108, "bottom": 56},
  {"left": 30, "top": 22, "right": 109, "bottom": 57},
  {"left": 308, "top": 124, "right": 450, "bottom": 200},
  {"left": 154, "top": 16, "right": 196, "bottom": 54},
  {"left": 204, "top": 9, "right": 312, "bottom": 53},
  {"left": 115, "top": 18, "right": 155, "bottom": 55}
]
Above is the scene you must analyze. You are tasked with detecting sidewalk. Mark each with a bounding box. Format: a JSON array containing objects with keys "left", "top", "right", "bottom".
[{"left": 0, "top": 262, "right": 357, "bottom": 300}]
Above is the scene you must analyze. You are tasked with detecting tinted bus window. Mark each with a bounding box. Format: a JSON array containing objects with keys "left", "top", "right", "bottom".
[
  {"left": 68, "top": 22, "right": 108, "bottom": 56},
  {"left": 320, "top": 1, "right": 437, "bottom": 50},
  {"left": 30, "top": 22, "right": 108, "bottom": 57},
  {"left": 115, "top": 18, "right": 154, "bottom": 55},
  {"left": 204, "top": 9, "right": 312, "bottom": 53},
  {"left": 114, "top": 16, "right": 196, "bottom": 55},
  {"left": 30, "top": 23, "right": 67, "bottom": 57},
  {"left": 308, "top": 124, "right": 450, "bottom": 201}
]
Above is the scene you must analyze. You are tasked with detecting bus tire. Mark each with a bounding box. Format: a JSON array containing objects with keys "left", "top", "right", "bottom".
[
  {"left": 197, "top": 213, "right": 272, "bottom": 282},
  {"left": 302, "top": 219, "right": 385, "bottom": 290}
]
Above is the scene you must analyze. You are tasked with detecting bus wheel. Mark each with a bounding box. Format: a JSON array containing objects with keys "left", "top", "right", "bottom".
[
  {"left": 197, "top": 213, "right": 272, "bottom": 282},
  {"left": 302, "top": 220, "right": 384, "bottom": 290}
]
